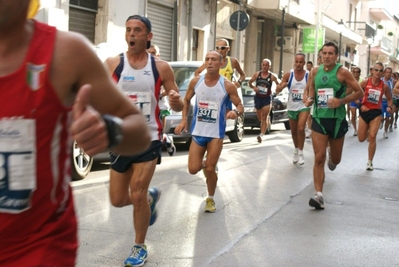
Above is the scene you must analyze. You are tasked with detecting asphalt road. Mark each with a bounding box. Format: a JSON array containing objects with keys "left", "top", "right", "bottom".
[{"left": 72, "top": 124, "right": 399, "bottom": 267}]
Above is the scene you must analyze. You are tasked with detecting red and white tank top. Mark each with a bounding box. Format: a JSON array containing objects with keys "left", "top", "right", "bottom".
[
  {"left": 361, "top": 78, "right": 385, "bottom": 110},
  {"left": 0, "top": 20, "right": 77, "bottom": 266}
]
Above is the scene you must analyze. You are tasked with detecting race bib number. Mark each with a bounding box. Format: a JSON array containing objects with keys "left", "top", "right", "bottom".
[
  {"left": 197, "top": 101, "right": 218, "bottom": 123},
  {"left": 291, "top": 88, "right": 304, "bottom": 102},
  {"left": 317, "top": 88, "right": 334, "bottom": 108},
  {"left": 257, "top": 85, "right": 267, "bottom": 95},
  {"left": 0, "top": 119, "right": 36, "bottom": 213},
  {"left": 367, "top": 88, "right": 381, "bottom": 104},
  {"left": 126, "top": 92, "right": 152, "bottom": 122}
]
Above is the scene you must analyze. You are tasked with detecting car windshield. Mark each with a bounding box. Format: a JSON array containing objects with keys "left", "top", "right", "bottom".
[
  {"left": 241, "top": 80, "right": 255, "bottom": 96},
  {"left": 171, "top": 67, "right": 198, "bottom": 91}
]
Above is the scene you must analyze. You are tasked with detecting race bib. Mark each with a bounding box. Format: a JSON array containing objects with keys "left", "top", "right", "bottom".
[
  {"left": 291, "top": 88, "right": 304, "bottom": 102},
  {"left": 197, "top": 101, "right": 219, "bottom": 123},
  {"left": 257, "top": 85, "right": 267, "bottom": 95},
  {"left": 0, "top": 119, "right": 36, "bottom": 213},
  {"left": 367, "top": 88, "right": 381, "bottom": 104},
  {"left": 317, "top": 88, "right": 334, "bottom": 108},
  {"left": 126, "top": 92, "right": 152, "bottom": 122}
]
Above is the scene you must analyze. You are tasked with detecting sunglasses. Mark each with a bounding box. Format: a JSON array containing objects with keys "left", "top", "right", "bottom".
[
  {"left": 374, "top": 68, "right": 384, "bottom": 73},
  {"left": 215, "top": 46, "right": 228, "bottom": 50},
  {"left": 352, "top": 71, "right": 360, "bottom": 73}
]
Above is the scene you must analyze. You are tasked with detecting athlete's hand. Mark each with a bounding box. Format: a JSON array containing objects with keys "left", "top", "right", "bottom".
[
  {"left": 226, "top": 110, "right": 237, "bottom": 120},
  {"left": 168, "top": 90, "right": 183, "bottom": 111},
  {"left": 174, "top": 120, "right": 188, "bottom": 135},
  {"left": 70, "top": 84, "right": 108, "bottom": 156},
  {"left": 305, "top": 96, "right": 314, "bottom": 107}
]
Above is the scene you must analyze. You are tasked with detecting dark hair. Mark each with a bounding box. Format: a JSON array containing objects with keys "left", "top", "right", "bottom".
[
  {"left": 306, "top": 61, "right": 313, "bottom": 65},
  {"left": 352, "top": 67, "right": 361, "bottom": 73},
  {"left": 295, "top": 53, "right": 306, "bottom": 59},
  {"left": 322, "top": 42, "right": 339, "bottom": 54},
  {"left": 126, "top": 15, "right": 152, "bottom": 49}
]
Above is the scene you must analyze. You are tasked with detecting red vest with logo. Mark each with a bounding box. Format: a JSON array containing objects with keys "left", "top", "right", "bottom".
[{"left": 0, "top": 21, "right": 77, "bottom": 266}]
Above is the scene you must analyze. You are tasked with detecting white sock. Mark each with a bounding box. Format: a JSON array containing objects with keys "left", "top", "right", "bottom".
[
  {"left": 298, "top": 149, "right": 303, "bottom": 154},
  {"left": 207, "top": 195, "right": 214, "bottom": 199}
]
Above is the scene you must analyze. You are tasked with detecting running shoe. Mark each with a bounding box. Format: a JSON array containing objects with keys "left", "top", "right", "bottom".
[
  {"left": 298, "top": 153, "right": 305, "bottom": 165},
  {"left": 292, "top": 150, "right": 299, "bottom": 164},
  {"left": 383, "top": 132, "right": 388, "bottom": 139},
  {"left": 305, "top": 130, "right": 312, "bottom": 139},
  {"left": 148, "top": 187, "right": 161, "bottom": 226},
  {"left": 124, "top": 245, "right": 148, "bottom": 267},
  {"left": 204, "top": 198, "right": 216, "bottom": 213},
  {"left": 394, "top": 123, "right": 397, "bottom": 129},
  {"left": 165, "top": 135, "right": 176, "bottom": 156},
  {"left": 257, "top": 135, "right": 262, "bottom": 143},
  {"left": 309, "top": 192, "right": 324, "bottom": 210},
  {"left": 366, "top": 160, "right": 374, "bottom": 171},
  {"left": 389, "top": 126, "right": 393, "bottom": 132},
  {"left": 326, "top": 147, "right": 336, "bottom": 171},
  {"left": 353, "top": 130, "right": 357, "bottom": 136}
]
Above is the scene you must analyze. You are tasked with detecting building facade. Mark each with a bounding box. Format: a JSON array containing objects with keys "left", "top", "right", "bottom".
[{"left": 33, "top": 0, "right": 399, "bottom": 77}]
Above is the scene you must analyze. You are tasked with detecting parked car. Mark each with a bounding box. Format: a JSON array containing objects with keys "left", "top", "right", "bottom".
[
  {"left": 241, "top": 77, "right": 290, "bottom": 133},
  {"left": 71, "top": 141, "right": 109, "bottom": 181},
  {"left": 163, "top": 61, "right": 245, "bottom": 144}
]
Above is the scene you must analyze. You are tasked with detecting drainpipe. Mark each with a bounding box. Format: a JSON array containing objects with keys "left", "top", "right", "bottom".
[{"left": 187, "top": 0, "right": 193, "bottom": 61}]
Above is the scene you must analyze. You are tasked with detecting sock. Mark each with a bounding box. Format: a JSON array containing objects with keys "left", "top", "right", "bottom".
[
  {"left": 298, "top": 149, "right": 303, "bottom": 154},
  {"left": 207, "top": 195, "right": 214, "bottom": 199},
  {"left": 260, "top": 134, "right": 264, "bottom": 137},
  {"left": 134, "top": 243, "right": 145, "bottom": 248}
]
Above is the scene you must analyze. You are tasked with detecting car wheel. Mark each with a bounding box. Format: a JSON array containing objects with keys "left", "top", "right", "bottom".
[
  {"left": 227, "top": 115, "right": 244, "bottom": 142},
  {"left": 71, "top": 141, "right": 93, "bottom": 181},
  {"left": 284, "top": 121, "right": 291, "bottom": 130}
]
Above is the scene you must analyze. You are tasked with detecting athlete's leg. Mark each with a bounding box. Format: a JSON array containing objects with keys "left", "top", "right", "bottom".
[
  {"left": 367, "top": 116, "right": 382, "bottom": 162},
  {"left": 202, "top": 138, "right": 223, "bottom": 197},
  {"left": 311, "top": 131, "right": 329, "bottom": 192},
  {"left": 297, "top": 111, "right": 309, "bottom": 151}
]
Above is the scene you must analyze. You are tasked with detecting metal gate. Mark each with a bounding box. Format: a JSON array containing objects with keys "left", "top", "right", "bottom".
[
  {"left": 147, "top": 3, "right": 174, "bottom": 61},
  {"left": 69, "top": 7, "right": 96, "bottom": 43}
]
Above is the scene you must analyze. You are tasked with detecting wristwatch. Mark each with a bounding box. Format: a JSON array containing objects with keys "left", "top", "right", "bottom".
[{"left": 102, "top": 114, "right": 123, "bottom": 149}]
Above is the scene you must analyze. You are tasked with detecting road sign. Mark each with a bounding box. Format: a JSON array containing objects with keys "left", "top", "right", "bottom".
[{"left": 229, "top": 11, "right": 249, "bottom": 31}]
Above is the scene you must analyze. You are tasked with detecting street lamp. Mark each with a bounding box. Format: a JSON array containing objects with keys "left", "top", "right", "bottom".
[
  {"left": 337, "top": 19, "right": 345, "bottom": 62},
  {"left": 367, "top": 36, "right": 374, "bottom": 75}
]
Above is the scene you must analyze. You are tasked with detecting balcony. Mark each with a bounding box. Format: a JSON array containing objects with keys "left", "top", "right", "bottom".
[
  {"left": 247, "top": 0, "right": 284, "bottom": 9},
  {"left": 369, "top": 8, "right": 393, "bottom": 21}
]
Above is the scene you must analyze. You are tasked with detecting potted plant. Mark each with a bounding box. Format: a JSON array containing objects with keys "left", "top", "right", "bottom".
[
  {"left": 377, "top": 24, "right": 383, "bottom": 29},
  {"left": 387, "top": 31, "right": 393, "bottom": 36}
]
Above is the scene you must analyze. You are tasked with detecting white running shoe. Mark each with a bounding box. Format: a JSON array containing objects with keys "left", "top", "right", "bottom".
[
  {"left": 292, "top": 150, "right": 299, "bottom": 164},
  {"left": 366, "top": 160, "right": 373, "bottom": 171},
  {"left": 298, "top": 153, "right": 305, "bottom": 165},
  {"left": 309, "top": 192, "right": 324, "bottom": 210},
  {"left": 383, "top": 132, "right": 388, "bottom": 139}
]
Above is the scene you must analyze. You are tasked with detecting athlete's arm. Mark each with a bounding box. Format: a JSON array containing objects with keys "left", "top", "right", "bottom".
[
  {"left": 383, "top": 84, "right": 393, "bottom": 113},
  {"left": 248, "top": 71, "right": 259, "bottom": 93},
  {"left": 393, "top": 81, "right": 399, "bottom": 95},
  {"left": 335, "top": 68, "right": 364, "bottom": 107},
  {"left": 53, "top": 31, "right": 150, "bottom": 156},
  {"left": 225, "top": 80, "right": 244, "bottom": 119},
  {"left": 156, "top": 60, "right": 184, "bottom": 112},
  {"left": 231, "top": 57, "right": 245, "bottom": 83},
  {"left": 305, "top": 67, "right": 318, "bottom": 107},
  {"left": 174, "top": 77, "right": 198, "bottom": 134},
  {"left": 194, "top": 64, "right": 206, "bottom": 77},
  {"left": 276, "top": 72, "right": 290, "bottom": 95}
]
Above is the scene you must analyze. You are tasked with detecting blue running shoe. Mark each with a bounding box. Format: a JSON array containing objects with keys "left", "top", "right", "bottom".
[
  {"left": 124, "top": 245, "right": 148, "bottom": 267},
  {"left": 148, "top": 187, "right": 161, "bottom": 226}
]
